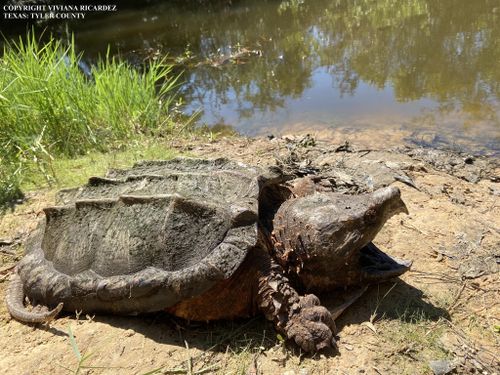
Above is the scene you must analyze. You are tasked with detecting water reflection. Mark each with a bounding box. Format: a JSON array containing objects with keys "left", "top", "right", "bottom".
[{"left": 23, "top": 0, "right": 500, "bottom": 152}]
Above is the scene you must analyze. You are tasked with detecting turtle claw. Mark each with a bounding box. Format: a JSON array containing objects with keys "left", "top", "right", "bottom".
[
  {"left": 300, "top": 306, "right": 336, "bottom": 333},
  {"left": 299, "top": 294, "right": 336, "bottom": 332},
  {"left": 298, "top": 294, "right": 320, "bottom": 308},
  {"left": 286, "top": 294, "right": 337, "bottom": 352},
  {"left": 286, "top": 312, "right": 335, "bottom": 352}
]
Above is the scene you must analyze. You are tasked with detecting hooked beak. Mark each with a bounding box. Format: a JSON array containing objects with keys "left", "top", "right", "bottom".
[
  {"left": 372, "top": 186, "right": 409, "bottom": 217},
  {"left": 360, "top": 187, "right": 410, "bottom": 282}
]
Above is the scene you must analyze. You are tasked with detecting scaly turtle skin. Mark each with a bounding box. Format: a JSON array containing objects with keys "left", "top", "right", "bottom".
[{"left": 6, "top": 158, "right": 410, "bottom": 352}]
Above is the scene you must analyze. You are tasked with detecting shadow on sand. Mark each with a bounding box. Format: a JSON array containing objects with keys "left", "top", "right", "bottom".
[{"left": 60, "top": 277, "right": 449, "bottom": 358}]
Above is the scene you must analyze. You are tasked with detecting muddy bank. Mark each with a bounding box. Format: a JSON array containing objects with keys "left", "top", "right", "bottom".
[{"left": 0, "top": 133, "right": 498, "bottom": 374}]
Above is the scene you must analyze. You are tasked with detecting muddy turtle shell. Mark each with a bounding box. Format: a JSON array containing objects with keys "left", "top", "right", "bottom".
[{"left": 17, "top": 158, "right": 274, "bottom": 314}]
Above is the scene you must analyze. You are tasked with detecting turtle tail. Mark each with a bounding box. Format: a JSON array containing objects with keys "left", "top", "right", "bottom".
[{"left": 6, "top": 271, "right": 63, "bottom": 323}]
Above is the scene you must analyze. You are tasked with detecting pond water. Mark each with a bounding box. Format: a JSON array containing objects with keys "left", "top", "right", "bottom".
[{"left": 18, "top": 0, "right": 500, "bottom": 153}]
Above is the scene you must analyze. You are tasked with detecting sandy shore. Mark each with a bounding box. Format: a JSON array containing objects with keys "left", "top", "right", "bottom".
[{"left": 0, "top": 131, "right": 498, "bottom": 374}]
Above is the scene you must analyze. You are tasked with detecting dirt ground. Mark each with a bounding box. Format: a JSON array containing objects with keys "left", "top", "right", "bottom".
[{"left": 0, "top": 131, "right": 499, "bottom": 375}]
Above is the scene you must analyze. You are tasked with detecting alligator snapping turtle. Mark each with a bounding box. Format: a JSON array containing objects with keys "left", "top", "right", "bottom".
[{"left": 6, "top": 158, "right": 410, "bottom": 352}]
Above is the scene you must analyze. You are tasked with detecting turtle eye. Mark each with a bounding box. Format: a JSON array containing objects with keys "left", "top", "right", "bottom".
[{"left": 364, "top": 208, "right": 378, "bottom": 224}]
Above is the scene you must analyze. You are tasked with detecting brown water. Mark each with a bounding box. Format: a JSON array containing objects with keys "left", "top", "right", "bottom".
[{"left": 23, "top": 0, "right": 500, "bottom": 153}]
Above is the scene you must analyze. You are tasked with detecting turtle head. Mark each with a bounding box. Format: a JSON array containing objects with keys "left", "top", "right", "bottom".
[{"left": 272, "top": 186, "right": 410, "bottom": 290}]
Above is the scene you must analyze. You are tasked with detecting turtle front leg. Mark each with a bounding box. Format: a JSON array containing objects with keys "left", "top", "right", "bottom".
[{"left": 256, "top": 249, "right": 336, "bottom": 352}]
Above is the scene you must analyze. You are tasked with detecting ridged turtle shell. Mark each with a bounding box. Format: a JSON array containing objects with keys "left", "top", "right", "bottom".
[{"left": 17, "top": 158, "right": 276, "bottom": 314}]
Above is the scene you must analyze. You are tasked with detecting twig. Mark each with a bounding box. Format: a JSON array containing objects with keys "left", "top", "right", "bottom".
[
  {"left": 163, "top": 369, "right": 187, "bottom": 374},
  {"left": 0, "top": 238, "right": 14, "bottom": 246},
  {"left": 184, "top": 340, "right": 193, "bottom": 375},
  {"left": 440, "top": 319, "right": 499, "bottom": 372},
  {"left": 0, "top": 264, "right": 16, "bottom": 274},
  {"left": 246, "top": 352, "right": 260, "bottom": 375},
  {"left": 474, "top": 219, "right": 500, "bottom": 235},
  {"left": 400, "top": 221, "right": 428, "bottom": 235},
  {"left": 449, "top": 282, "right": 467, "bottom": 314},
  {"left": 410, "top": 271, "right": 490, "bottom": 292},
  {"left": 0, "top": 248, "right": 16, "bottom": 256},
  {"left": 162, "top": 363, "right": 219, "bottom": 375},
  {"left": 194, "top": 365, "right": 219, "bottom": 375},
  {"left": 358, "top": 149, "right": 373, "bottom": 157}
]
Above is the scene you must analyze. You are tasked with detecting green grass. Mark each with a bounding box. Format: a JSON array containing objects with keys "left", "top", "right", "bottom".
[
  {"left": 0, "top": 31, "right": 182, "bottom": 206},
  {"left": 22, "top": 137, "right": 179, "bottom": 192},
  {"left": 60, "top": 325, "right": 122, "bottom": 374}
]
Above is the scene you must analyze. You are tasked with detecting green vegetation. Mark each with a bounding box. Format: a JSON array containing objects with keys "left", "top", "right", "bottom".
[
  {"left": 380, "top": 319, "right": 449, "bottom": 375},
  {"left": 23, "top": 138, "right": 178, "bottom": 192},
  {"left": 0, "top": 32, "right": 182, "bottom": 206}
]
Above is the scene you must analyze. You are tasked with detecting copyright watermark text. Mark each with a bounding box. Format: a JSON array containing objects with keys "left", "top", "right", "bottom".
[{"left": 3, "top": 4, "right": 117, "bottom": 20}]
